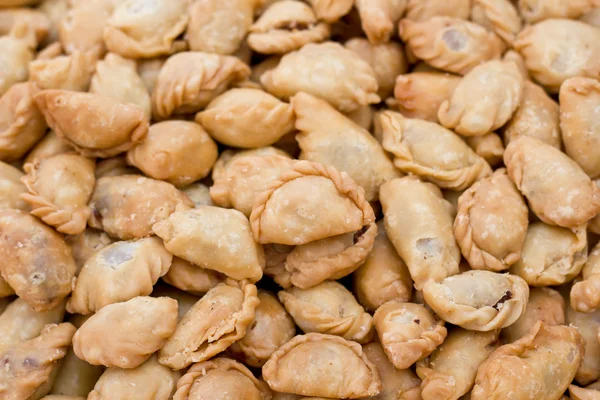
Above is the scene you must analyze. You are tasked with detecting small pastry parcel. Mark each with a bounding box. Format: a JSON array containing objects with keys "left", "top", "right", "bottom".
[
  {"left": 354, "top": 0, "right": 406, "bottom": 45},
  {"left": 404, "top": 0, "right": 471, "bottom": 21},
  {"left": 161, "top": 257, "right": 224, "bottom": 296},
  {"left": 566, "top": 303, "right": 600, "bottom": 386},
  {"left": 305, "top": 0, "right": 353, "bottom": 23},
  {"left": 470, "top": 0, "right": 522, "bottom": 45},
  {"left": 28, "top": 50, "right": 96, "bottom": 92},
  {"left": 571, "top": 242, "right": 600, "bottom": 312},
  {"left": 0, "top": 160, "right": 28, "bottom": 210},
  {"left": 518, "top": 0, "right": 596, "bottom": 24},
  {"left": 0, "top": 23, "right": 36, "bottom": 96}
]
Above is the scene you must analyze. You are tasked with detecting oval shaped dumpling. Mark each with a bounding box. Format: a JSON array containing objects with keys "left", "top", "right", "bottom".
[
  {"left": 472, "top": 321, "right": 584, "bottom": 400},
  {"left": 103, "top": 0, "right": 188, "bottom": 59},
  {"left": 126, "top": 120, "right": 218, "bottom": 187},
  {"left": 279, "top": 281, "right": 373, "bottom": 343},
  {"left": 571, "top": 242, "right": 600, "bottom": 312},
  {"left": 153, "top": 206, "right": 264, "bottom": 282},
  {"left": 399, "top": 17, "right": 504, "bottom": 75},
  {"left": 66, "top": 237, "right": 173, "bottom": 315},
  {"left": 518, "top": 0, "right": 596, "bottom": 24},
  {"left": 0, "top": 210, "right": 75, "bottom": 312},
  {"left": 373, "top": 301, "right": 447, "bottom": 370},
  {"left": 21, "top": 154, "right": 95, "bottom": 235},
  {"left": 88, "top": 175, "right": 193, "bottom": 240},
  {"left": 504, "top": 136, "right": 600, "bottom": 227},
  {"left": 151, "top": 52, "right": 250, "bottom": 119},
  {"left": 510, "top": 222, "right": 587, "bottom": 287},
  {"left": 454, "top": 169, "right": 528, "bottom": 271},
  {"left": 566, "top": 303, "right": 600, "bottom": 385},
  {"left": 162, "top": 257, "right": 224, "bottom": 296},
  {"left": 250, "top": 160, "right": 375, "bottom": 245},
  {"left": 228, "top": 290, "right": 295, "bottom": 368},
  {"left": 196, "top": 88, "right": 294, "bottom": 148},
  {"left": 58, "top": 0, "right": 114, "bottom": 58},
  {"left": 293, "top": 92, "right": 401, "bottom": 201},
  {"left": 404, "top": 0, "right": 471, "bottom": 21},
  {"left": 380, "top": 176, "right": 460, "bottom": 290},
  {"left": 416, "top": 329, "right": 499, "bottom": 400},
  {"left": 34, "top": 90, "right": 148, "bottom": 158},
  {"left": 379, "top": 111, "right": 491, "bottom": 190},
  {"left": 25, "top": 131, "right": 73, "bottom": 165},
  {"left": 0, "top": 160, "right": 27, "bottom": 210},
  {"left": 514, "top": 19, "right": 600, "bottom": 93},
  {"left": 211, "top": 146, "right": 290, "bottom": 183},
  {"left": 471, "top": 0, "right": 522, "bottom": 45},
  {"left": 158, "top": 280, "right": 259, "bottom": 370},
  {"left": 72, "top": 296, "right": 177, "bottom": 369},
  {"left": 262, "top": 333, "right": 381, "bottom": 398},
  {"left": 261, "top": 42, "right": 379, "bottom": 112},
  {"left": 438, "top": 60, "right": 524, "bottom": 136},
  {"left": 423, "top": 270, "right": 529, "bottom": 331},
  {"left": 29, "top": 50, "right": 95, "bottom": 92}
]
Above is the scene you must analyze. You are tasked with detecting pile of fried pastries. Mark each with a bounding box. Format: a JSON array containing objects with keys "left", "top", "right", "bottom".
[{"left": 3, "top": 0, "right": 600, "bottom": 399}]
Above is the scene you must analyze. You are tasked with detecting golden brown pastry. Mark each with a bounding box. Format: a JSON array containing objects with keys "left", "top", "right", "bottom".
[
  {"left": 126, "top": 120, "right": 218, "bottom": 187},
  {"left": 399, "top": 17, "right": 504, "bottom": 75},
  {"left": 0, "top": 82, "right": 47, "bottom": 162},
  {"left": 88, "top": 355, "right": 180, "bottom": 400},
  {"left": 196, "top": 88, "right": 294, "bottom": 148},
  {"left": 173, "top": 358, "right": 272, "bottom": 400},
  {"left": 21, "top": 153, "right": 95, "bottom": 235},
  {"left": 293, "top": 92, "right": 401, "bottom": 201},
  {"left": 72, "top": 296, "right": 177, "bottom": 368},
  {"left": 0, "top": 160, "right": 27, "bottom": 210},
  {"left": 162, "top": 257, "right": 224, "bottom": 296},
  {"left": 248, "top": 1, "right": 330, "bottom": 54},
  {"left": 153, "top": 206, "right": 264, "bottom": 282},
  {"left": 503, "top": 80, "right": 562, "bottom": 149},
  {"left": 423, "top": 270, "right": 529, "bottom": 331},
  {"left": 262, "top": 333, "right": 381, "bottom": 398},
  {"left": 454, "top": 169, "right": 528, "bottom": 271},
  {"left": 28, "top": 50, "right": 96, "bottom": 92},
  {"left": 380, "top": 176, "right": 460, "bottom": 290},
  {"left": 571, "top": 242, "right": 600, "bottom": 312},
  {"left": 25, "top": 131, "right": 73, "bottom": 165},
  {"left": 514, "top": 19, "right": 600, "bottom": 93},
  {"left": 566, "top": 302, "right": 600, "bottom": 386},
  {"left": 379, "top": 111, "right": 491, "bottom": 190},
  {"left": 354, "top": 0, "right": 406, "bottom": 45},
  {"left": 0, "top": 209, "right": 75, "bottom": 312},
  {"left": 151, "top": 285, "right": 200, "bottom": 321},
  {"left": 66, "top": 237, "right": 173, "bottom": 315},
  {"left": 438, "top": 60, "right": 524, "bottom": 136},
  {"left": 0, "top": 24, "right": 36, "bottom": 96},
  {"left": 158, "top": 280, "right": 259, "bottom": 370},
  {"left": 518, "top": 0, "right": 596, "bottom": 23},
  {"left": 261, "top": 42, "right": 380, "bottom": 112},
  {"left": 58, "top": 0, "right": 115, "bottom": 58},
  {"left": 503, "top": 49, "right": 530, "bottom": 80},
  {"left": 250, "top": 160, "right": 375, "bottom": 245},
  {"left": 88, "top": 175, "right": 193, "bottom": 240},
  {"left": 470, "top": 0, "right": 522, "bottom": 44},
  {"left": 211, "top": 146, "right": 290, "bottom": 183},
  {"left": 0, "top": 7, "right": 49, "bottom": 43},
  {"left": 151, "top": 52, "right": 250, "bottom": 119},
  {"left": 228, "top": 290, "right": 295, "bottom": 368},
  {"left": 416, "top": 329, "right": 499, "bottom": 400},
  {"left": 471, "top": 322, "right": 584, "bottom": 399},
  {"left": 104, "top": 0, "right": 189, "bottom": 58},
  {"left": 306, "top": 0, "right": 353, "bottom": 22},
  {"left": 373, "top": 301, "right": 446, "bottom": 370},
  {"left": 64, "top": 228, "right": 114, "bottom": 274},
  {"left": 404, "top": 0, "right": 471, "bottom": 21},
  {"left": 464, "top": 133, "right": 504, "bottom": 167},
  {"left": 504, "top": 136, "right": 600, "bottom": 227}
]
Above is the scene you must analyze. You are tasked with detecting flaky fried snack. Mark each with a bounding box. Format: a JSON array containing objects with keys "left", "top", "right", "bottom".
[
  {"left": 306, "top": 0, "right": 353, "bottom": 22},
  {"left": 571, "top": 242, "right": 600, "bottom": 312},
  {"left": 354, "top": 0, "right": 406, "bottom": 45},
  {"left": 73, "top": 296, "right": 177, "bottom": 369},
  {"left": 228, "top": 290, "right": 295, "bottom": 367},
  {"left": 518, "top": 0, "right": 596, "bottom": 24},
  {"left": 212, "top": 146, "right": 290, "bottom": 182},
  {"left": 510, "top": 222, "right": 587, "bottom": 286},
  {"left": 438, "top": 60, "right": 523, "bottom": 136},
  {"left": 29, "top": 50, "right": 96, "bottom": 92},
  {"left": 153, "top": 206, "right": 264, "bottom": 282},
  {"left": 151, "top": 51, "right": 250, "bottom": 119},
  {"left": 250, "top": 160, "right": 374, "bottom": 245},
  {"left": 279, "top": 281, "right": 373, "bottom": 343},
  {"left": 514, "top": 19, "right": 600, "bottom": 93},
  {"left": 353, "top": 222, "right": 413, "bottom": 311},
  {"left": 0, "top": 160, "right": 27, "bottom": 210},
  {"left": 380, "top": 177, "right": 460, "bottom": 290},
  {"left": 262, "top": 333, "right": 381, "bottom": 398},
  {"left": 158, "top": 280, "right": 259, "bottom": 370},
  {"left": 248, "top": 1, "right": 330, "bottom": 54},
  {"left": 423, "top": 270, "right": 529, "bottom": 331},
  {"left": 174, "top": 358, "right": 272, "bottom": 400},
  {"left": 505, "top": 136, "right": 600, "bottom": 227},
  {"left": 566, "top": 303, "right": 600, "bottom": 386},
  {"left": 502, "top": 287, "right": 565, "bottom": 343},
  {"left": 0, "top": 24, "right": 35, "bottom": 96},
  {"left": 560, "top": 77, "right": 600, "bottom": 178},
  {"left": 88, "top": 175, "right": 193, "bottom": 239},
  {"left": 454, "top": 169, "right": 528, "bottom": 271},
  {"left": 196, "top": 88, "right": 294, "bottom": 148},
  {"left": 0, "top": 323, "right": 76, "bottom": 400},
  {"left": 66, "top": 237, "right": 173, "bottom": 315},
  {"left": 261, "top": 42, "right": 379, "bottom": 112},
  {"left": 471, "top": 0, "right": 522, "bottom": 44},
  {"left": 64, "top": 228, "right": 114, "bottom": 274},
  {"left": 126, "top": 121, "right": 218, "bottom": 187},
  {"left": 88, "top": 355, "right": 180, "bottom": 400},
  {"left": 21, "top": 154, "right": 95, "bottom": 235},
  {"left": 58, "top": 0, "right": 115, "bottom": 58},
  {"left": 104, "top": 0, "right": 189, "bottom": 58},
  {"left": 373, "top": 301, "right": 447, "bottom": 370},
  {"left": 472, "top": 322, "right": 584, "bottom": 399},
  {"left": 465, "top": 133, "right": 505, "bottom": 168},
  {"left": 416, "top": 329, "right": 499, "bottom": 400},
  {"left": 379, "top": 111, "right": 491, "bottom": 190},
  {"left": 25, "top": 131, "right": 73, "bottom": 165},
  {"left": 399, "top": 17, "right": 503, "bottom": 75},
  {"left": 34, "top": 90, "right": 148, "bottom": 158},
  {"left": 0, "top": 82, "right": 47, "bottom": 162},
  {"left": 162, "top": 257, "right": 224, "bottom": 296},
  {"left": 0, "top": 209, "right": 75, "bottom": 312},
  {"left": 404, "top": 0, "right": 471, "bottom": 21}
]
